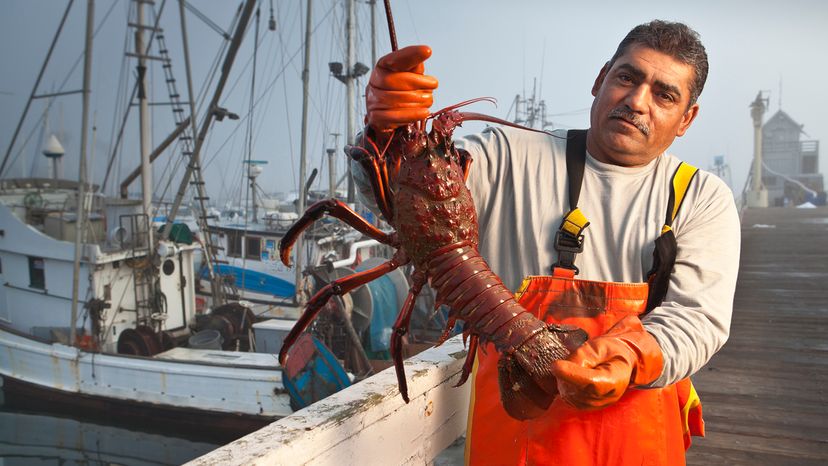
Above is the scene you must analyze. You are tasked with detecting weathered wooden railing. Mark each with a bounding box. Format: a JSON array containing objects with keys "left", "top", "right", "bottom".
[{"left": 187, "top": 335, "right": 470, "bottom": 465}]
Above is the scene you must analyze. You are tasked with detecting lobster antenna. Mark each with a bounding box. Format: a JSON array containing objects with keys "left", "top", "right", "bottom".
[
  {"left": 431, "top": 97, "right": 497, "bottom": 116},
  {"left": 383, "top": 0, "right": 398, "bottom": 51}
]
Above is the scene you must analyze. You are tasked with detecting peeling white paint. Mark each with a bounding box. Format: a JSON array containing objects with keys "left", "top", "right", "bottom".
[{"left": 188, "top": 334, "right": 471, "bottom": 466}]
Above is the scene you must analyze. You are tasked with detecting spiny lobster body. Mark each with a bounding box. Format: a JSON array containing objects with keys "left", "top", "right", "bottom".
[
  {"left": 277, "top": 105, "right": 586, "bottom": 420},
  {"left": 393, "top": 132, "right": 478, "bottom": 267}
]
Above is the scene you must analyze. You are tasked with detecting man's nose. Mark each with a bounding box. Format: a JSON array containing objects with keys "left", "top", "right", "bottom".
[{"left": 624, "top": 85, "right": 649, "bottom": 112}]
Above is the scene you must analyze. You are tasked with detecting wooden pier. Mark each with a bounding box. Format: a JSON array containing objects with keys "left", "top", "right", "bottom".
[
  {"left": 190, "top": 207, "right": 828, "bottom": 465},
  {"left": 687, "top": 207, "right": 828, "bottom": 465}
]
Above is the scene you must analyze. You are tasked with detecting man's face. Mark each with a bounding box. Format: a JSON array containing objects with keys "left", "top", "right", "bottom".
[{"left": 587, "top": 44, "right": 699, "bottom": 167}]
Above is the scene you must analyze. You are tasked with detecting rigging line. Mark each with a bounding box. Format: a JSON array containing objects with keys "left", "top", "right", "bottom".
[
  {"left": 101, "top": 10, "right": 132, "bottom": 194},
  {"left": 233, "top": 0, "right": 301, "bottom": 202},
  {"left": 234, "top": 4, "right": 298, "bottom": 203},
  {"left": 237, "top": 8, "right": 262, "bottom": 287},
  {"left": 148, "top": 0, "right": 200, "bottom": 208},
  {"left": 243, "top": 6, "right": 260, "bottom": 218},
  {"left": 108, "top": 3, "right": 133, "bottom": 193},
  {"left": 154, "top": 122, "right": 191, "bottom": 203},
  {"left": 246, "top": 17, "right": 282, "bottom": 133},
  {"left": 226, "top": 9, "right": 284, "bottom": 205},
  {"left": 279, "top": 6, "right": 298, "bottom": 198},
  {"left": 101, "top": 79, "right": 138, "bottom": 192},
  {"left": 0, "top": 0, "right": 74, "bottom": 178},
  {"left": 194, "top": 15, "right": 258, "bottom": 174},
  {"left": 201, "top": 2, "right": 336, "bottom": 171},
  {"left": 5, "top": 0, "right": 121, "bottom": 178},
  {"left": 538, "top": 39, "right": 546, "bottom": 110},
  {"left": 206, "top": 3, "right": 288, "bottom": 208},
  {"left": 181, "top": 4, "right": 240, "bottom": 162},
  {"left": 238, "top": 30, "right": 339, "bottom": 181},
  {"left": 157, "top": 3, "right": 238, "bottom": 203},
  {"left": 211, "top": 2, "right": 283, "bottom": 201},
  {"left": 216, "top": 14, "right": 273, "bottom": 117},
  {"left": 102, "top": 0, "right": 169, "bottom": 193},
  {"left": 403, "top": 0, "right": 419, "bottom": 44},
  {"left": 547, "top": 107, "right": 590, "bottom": 117},
  {"left": 184, "top": 0, "right": 231, "bottom": 40}
]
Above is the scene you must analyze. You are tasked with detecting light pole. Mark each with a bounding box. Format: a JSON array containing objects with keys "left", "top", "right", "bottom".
[
  {"left": 328, "top": 0, "right": 370, "bottom": 204},
  {"left": 747, "top": 91, "right": 769, "bottom": 208}
]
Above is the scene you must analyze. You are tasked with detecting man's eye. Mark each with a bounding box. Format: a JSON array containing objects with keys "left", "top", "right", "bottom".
[
  {"left": 659, "top": 93, "right": 675, "bottom": 102},
  {"left": 617, "top": 74, "right": 632, "bottom": 83}
]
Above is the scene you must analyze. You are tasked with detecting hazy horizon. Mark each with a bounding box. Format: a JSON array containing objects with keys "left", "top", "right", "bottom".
[{"left": 1, "top": 0, "right": 826, "bottom": 206}]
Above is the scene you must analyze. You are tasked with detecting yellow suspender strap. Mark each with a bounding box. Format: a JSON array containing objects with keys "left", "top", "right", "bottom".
[
  {"left": 681, "top": 381, "right": 702, "bottom": 436},
  {"left": 561, "top": 207, "right": 590, "bottom": 237},
  {"left": 661, "top": 162, "right": 699, "bottom": 234}
]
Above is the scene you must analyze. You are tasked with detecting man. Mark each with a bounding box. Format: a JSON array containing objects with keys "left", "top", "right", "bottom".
[{"left": 361, "top": 20, "right": 740, "bottom": 465}]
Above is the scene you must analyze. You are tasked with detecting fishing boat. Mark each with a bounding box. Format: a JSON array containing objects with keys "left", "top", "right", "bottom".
[
  {"left": 0, "top": 0, "right": 346, "bottom": 438},
  {"left": 199, "top": 161, "right": 383, "bottom": 306},
  {"left": 0, "top": 176, "right": 298, "bottom": 437}
]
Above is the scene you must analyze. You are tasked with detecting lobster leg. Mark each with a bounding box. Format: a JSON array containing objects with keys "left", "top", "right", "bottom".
[
  {"left": 390, "top": 269, "right": 427, "bottom": 403},
  {"left": 278, "top": 198, "right": 396, "bottom": 266},
  {"left": 278, "top": 250, "right": 410, "bottom": 365},
  {"left": 454, "top": 334, "right": 479, "bottom": 387},
  {"left": 350, "top": 148, "right": 394, "bottom": 221}
]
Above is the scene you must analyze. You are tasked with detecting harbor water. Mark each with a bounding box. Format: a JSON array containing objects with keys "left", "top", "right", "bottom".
[{"left": 0, "top": 385, "right": 225, "bottom": 466}]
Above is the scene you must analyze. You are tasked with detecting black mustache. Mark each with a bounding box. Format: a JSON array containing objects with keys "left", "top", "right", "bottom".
[{"left": 608, "top": 107, "right": 650, "bottom": 136}]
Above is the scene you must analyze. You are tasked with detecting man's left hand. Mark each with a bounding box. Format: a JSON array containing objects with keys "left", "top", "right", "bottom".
[{"left": 551, "top": 316, "right": 664, "bottom": 410}]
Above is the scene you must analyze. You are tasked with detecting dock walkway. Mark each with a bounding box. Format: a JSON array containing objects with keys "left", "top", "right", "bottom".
[
  {"left": 191, "top": 207, "right": 828, "bottom": 465},
  {"left": 686, "top": 207, "right": 828, "bottom": 465}
]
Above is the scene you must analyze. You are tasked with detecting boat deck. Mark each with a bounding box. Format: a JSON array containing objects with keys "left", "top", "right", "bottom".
[{"left": 686, "top": 207, "right": 828, "bottom": 465}]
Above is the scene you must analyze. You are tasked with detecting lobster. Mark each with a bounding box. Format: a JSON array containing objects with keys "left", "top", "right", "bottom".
[{"left": 276, "top": 1, "right": 587, "bottom": 420}]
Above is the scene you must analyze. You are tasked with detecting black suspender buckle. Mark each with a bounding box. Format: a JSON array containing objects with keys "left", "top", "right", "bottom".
[{"left": 553, "top": 230, "right": 584, "bottom": 274}]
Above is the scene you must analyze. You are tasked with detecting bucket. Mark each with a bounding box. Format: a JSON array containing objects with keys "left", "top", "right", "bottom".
[{"left": 188, "top": 329, "right": 223, "bottom": 350}]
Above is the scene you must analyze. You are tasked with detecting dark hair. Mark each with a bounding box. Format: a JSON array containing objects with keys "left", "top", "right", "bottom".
[{"left": 608, "top": 20, "right": 708, "bottom": 106}]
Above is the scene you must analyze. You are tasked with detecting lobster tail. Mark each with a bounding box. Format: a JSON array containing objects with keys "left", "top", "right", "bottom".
[{"left": 425, "top": 241, "right": 588, "bottom": 418}]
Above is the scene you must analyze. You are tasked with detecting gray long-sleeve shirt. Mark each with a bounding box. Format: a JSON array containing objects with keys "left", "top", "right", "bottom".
[{"left": 456, "top": 127, "right": 740, "bottom": 387}]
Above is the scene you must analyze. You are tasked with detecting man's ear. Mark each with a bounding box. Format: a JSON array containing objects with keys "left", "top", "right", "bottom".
[
  {"left": 591, "top": 62, "right": 610, "bottom": 97},
  {"left": 676, "top": 103, "right": 700, "bottom": 137}
]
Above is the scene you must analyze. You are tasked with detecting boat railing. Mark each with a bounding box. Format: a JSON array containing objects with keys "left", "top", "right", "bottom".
[{"left": 187, "top": 334, "right": 470, "bottom": 465}]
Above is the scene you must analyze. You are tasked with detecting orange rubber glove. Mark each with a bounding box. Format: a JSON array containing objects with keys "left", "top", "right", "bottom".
[
  {"left": 365, "top": 45, "right": 438, "bottom": 131},
  {"left": 551, "top": 315, "right": 664, "bottom": 410}
]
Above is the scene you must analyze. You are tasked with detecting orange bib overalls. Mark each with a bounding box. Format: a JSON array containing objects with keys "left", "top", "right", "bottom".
[{"left": 465, "top": 130, "right": 704, "bottom": 465}]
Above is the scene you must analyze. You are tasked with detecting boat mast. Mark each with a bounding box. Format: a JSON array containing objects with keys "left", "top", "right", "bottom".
[
  {"left": 345, "top": 0, "right": 356, "bottom": 203},
  {"left": 369, "top": 0, "right": 377, "bottom": 65},
  {"left": 135, "top": 0, "right": 154, "bottom": 246},
  {"left": 160, "top": 0, "right": 256, "bottom": 306},
  {"left": 70, "top": 0, "right": 95, "bottom": 347},
  {"left": 295, "top": 0, "right": 313, "bottom": 303},
  {"left": 327, "top": 133, "right": 340, "bottom": 197}
]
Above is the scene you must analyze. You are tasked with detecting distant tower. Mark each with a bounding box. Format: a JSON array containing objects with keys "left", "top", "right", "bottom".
[
  {"left": 511, "top": 78, "right": 553, "bottom": 130},
  {"left": 747, "top": 91, "right": 769, "bottom": 208},
  {"left": 41, "top": 133, "right": 65, "bottom": 180}
]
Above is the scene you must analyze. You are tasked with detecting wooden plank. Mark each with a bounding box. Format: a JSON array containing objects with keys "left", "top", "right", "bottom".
[
  {"left": 186, "top": 335, "right": 471, "bottom": 466},
  {"left": 687, "top": 207, "right": 828, "bottom": 465},
  {"left": 688, "top": 431, "right": 828, "bottom": 462}
]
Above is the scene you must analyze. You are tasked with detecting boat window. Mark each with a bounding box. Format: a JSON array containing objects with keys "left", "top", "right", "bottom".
[
  {"left": 163, "top": 259, "right": 176, "bottom": 276},
  {"left": 28, "top": 256, "right": 45, "bottom": 289},
  {"left": 227, "top": 231, "right": 243, "bottom": 258},
  {"left": 246, "top": 236, "right": 262, "bottom": 260}
]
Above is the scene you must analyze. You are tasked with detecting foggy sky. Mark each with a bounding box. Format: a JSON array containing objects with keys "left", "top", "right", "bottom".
[{"left": 1, "top": 0, "right": 826, "bottom": 205}]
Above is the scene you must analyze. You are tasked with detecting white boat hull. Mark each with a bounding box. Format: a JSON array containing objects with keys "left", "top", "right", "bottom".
[{"left": 0, "top": 327, "right": 292, "bottom": 431}]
